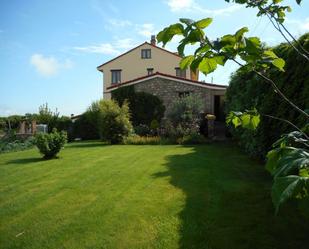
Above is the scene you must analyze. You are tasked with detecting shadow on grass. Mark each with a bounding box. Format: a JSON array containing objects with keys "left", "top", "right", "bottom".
[
  {"left": 154, "top": 143, "right": 309, "bottom": 249},
  {"left": 6, "top": 157, "right": 45, "bottom": 164},
  {"left": 67, "top": 141, "right": 107, "bottom": 149}
]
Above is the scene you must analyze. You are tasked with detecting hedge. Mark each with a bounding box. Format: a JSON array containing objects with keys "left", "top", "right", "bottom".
[{"left": 225, "top": 33, "right": 309, "bottom": 159}]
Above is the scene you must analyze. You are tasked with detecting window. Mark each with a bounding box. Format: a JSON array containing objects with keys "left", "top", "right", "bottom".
[
  {"left": 111, "top": 70, "right": 121, "bottom": 84},
  {"left": 178, "top": 91, "right": 191, "bottom": 98},
  {"left": 175, "top": 67, "right": 186, "bottom": 78},
  {"left": 147, "top": 68, "right": 154, "bottom": 75},
  {"left": 141, "top": 49, "right": 151, "bottom": 59}
]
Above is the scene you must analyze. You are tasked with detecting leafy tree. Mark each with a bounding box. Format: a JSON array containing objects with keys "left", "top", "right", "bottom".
[
  {"left": 157, "top": 0, "right": 308, "bottom": 212},
  {"left": 36, "top": 103, "right": 60, "bottom": 132},
  {"left": 97, "top": 99, "right": 133, "bottom": 144}
]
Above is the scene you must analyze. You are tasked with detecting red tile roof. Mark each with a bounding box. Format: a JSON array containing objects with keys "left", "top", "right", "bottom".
[
  {"left": 106, "top": 72, "right": 227, "bottom": 90},
  {"left": 97, "top": 42, "right": 182, "bottom": 70}
]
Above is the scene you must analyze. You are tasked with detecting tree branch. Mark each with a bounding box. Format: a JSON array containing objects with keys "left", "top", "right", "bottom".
[
  {"left": 229, "top": 58, "right": 309, "bottom": 119},
  {"left": 262, "top": 114, "right": 309, "bottom": 139},
  {"left": 265, "top": 13, "right": 309, "bottom": 62}
]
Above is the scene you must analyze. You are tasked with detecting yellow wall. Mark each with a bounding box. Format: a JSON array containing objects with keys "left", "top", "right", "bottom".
[{"left": 98, "top": 43, "right": 191, "bottom": 99}]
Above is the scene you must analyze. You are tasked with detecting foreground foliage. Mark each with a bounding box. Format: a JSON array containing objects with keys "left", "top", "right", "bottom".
[{"left": 225, "top": 34, "right": 309, "bottom": 158}]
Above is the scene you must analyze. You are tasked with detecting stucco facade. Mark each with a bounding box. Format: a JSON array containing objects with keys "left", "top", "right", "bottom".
[{"left": 97, "top": 42, "right": 195, "bottom": 99}]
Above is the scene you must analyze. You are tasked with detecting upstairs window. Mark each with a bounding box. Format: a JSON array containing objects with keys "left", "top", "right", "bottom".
[
  {"left": 141, "top": 49, "right": 151, "bottom": 59},
  {"left": 175, "top": 67, "right": 186, "bottom": 78},
  {"left": 147, "top": 68, "right": 154, "bottom": 75},
  {"left": 111, "top": 70, "right": 121, "bottom": 84}
]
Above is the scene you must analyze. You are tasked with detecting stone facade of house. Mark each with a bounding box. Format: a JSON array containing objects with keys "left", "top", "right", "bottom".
[{"left": 133, "top": 77, "right": 225, "bottom": 115}]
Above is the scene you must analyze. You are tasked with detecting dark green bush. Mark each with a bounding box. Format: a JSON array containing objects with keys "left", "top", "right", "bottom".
[
  {"left": 112, "top": 86, "right": 165, "bottom": 126},
  {"left": 134, "top": 124, "right": 151, "bottom": 136},
  {"left": 98, "top": 100, "right": 133, "bottom": 144},
  {"left": 35, "top": 129, "right": 67, "bottom": 159},
  {"left": 178, "top": 133, "right": 209, "bottom": 145},
  {"left": 0, "top": 133, "right": 35, "bottom": 153},
  {"left": 225, "top": 33, "right": 309, "bottom": 159}
]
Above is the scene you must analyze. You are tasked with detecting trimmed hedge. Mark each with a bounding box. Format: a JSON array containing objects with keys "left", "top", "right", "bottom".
[
  {"left": 112, "top": 86, "right": 165, "bottom": 126},
  {"left": 225, "top": 33, "right": 309, "bottom": 159}
]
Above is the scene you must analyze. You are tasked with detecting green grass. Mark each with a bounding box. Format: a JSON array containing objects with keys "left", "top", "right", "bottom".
[{"left": 0, "top": 141, "right": 308, "bottom": 249}]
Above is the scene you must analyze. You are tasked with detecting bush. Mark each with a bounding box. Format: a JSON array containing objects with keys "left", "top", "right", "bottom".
[
  {"left": 123, "top": 135, "right": 172, "bottom": 145},
  {"left": 165, "top": 94, "right": 203, "bottom": 139},
  {"left": 35, "top": 129, "right": 67, "bottom": 159},
  {"left": 0, "top": 134, "right": 35, "bottom": 153},
  {"left": 178, "top": 133, "right": 209, "bottom": 145},
  {"left": 98, "top": 100, "right": 133, "bottom": 144},
  {"left": 134, "top": 124, "right": 151, "bottom": 136},
  {"left": 225, "top": 33, "right": 309, "bottom": 159},
  {"left": 112, "top": 86, "right": 165, "bottom": 126}
]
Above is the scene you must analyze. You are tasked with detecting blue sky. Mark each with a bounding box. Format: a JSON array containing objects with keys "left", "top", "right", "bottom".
[{"left": 1, "top": 0, "right": 308, "bottom": 116}]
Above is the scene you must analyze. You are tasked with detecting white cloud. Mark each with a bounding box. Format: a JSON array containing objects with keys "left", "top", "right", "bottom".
[
  {"left": 30, "top": 54, "right": 73, "bottom": 76},
  {"left": 108, "top": 19, "right": 132, "bottom": 28},
  {"left": 73, "top": 38, "right": 138, "bottom": 55},
  {"left": 165, "top": 0, "right": 242, "bottom": 16},
  {"left": 286, "top": 17, "right": 309, "bottom": 31},
  {"left": 137, "top": 23, "right": 156, "bottom": 37},
  {"left": 74, "top": 43, "right": 120, "bottom": 55},
  {"left": 167, "top": 0, "right": 194, "bottom": 12}
]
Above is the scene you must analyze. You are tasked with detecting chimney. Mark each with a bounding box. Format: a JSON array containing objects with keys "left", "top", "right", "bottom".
[{"left": 150, "top": 35, "right": 156, "bottom": 46}]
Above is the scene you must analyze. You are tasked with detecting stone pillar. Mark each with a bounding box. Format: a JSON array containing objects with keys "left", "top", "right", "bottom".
[
  {"left": 31, "top": 120, "right": 37, "bottom": 134},
  {"left": 206, "top": 114, "right": 216, "bottom": 138},
  {"left": 19, "top": 121, "right": 26, "bottom": 134}
]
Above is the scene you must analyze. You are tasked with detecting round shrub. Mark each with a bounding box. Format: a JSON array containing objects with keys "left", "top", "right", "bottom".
[{"left": 35, "top": 129, "right": 67, "bottom": 159}]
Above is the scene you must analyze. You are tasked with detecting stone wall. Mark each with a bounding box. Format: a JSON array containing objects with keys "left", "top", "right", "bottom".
[{"left": 133, "top": 77, "right": 225, "bottom": 115}]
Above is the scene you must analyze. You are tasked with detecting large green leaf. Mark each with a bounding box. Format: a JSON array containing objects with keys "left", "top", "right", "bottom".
[
  {"left": 198, "top": 57, "right": 218, "bottom": 74},
  {"left": 214, "top": 55, "right": 226, "bottom": 66},
  {"left": 272, "top": 175, "right": 309, "bottom": 213},
  {"left": 235, "top": 27, "right": 249, "bottom": 41},
  {"left": 157, "top": 23, "right": 184, "bottom": 47},
  {"left": 179, "top": 18, "right": 194, "bottom": 26},
  {"left": 266, "top": 148, "right": 282, "bottom": 174},
  {"left": 194, "top": 44, "right": 211, "bottom": 55},
  {"left": 187, "top": 29, "right": 204, "bottom": 43},
  {"left": 190, "top": 56, "right": 203, "bottom": 71},
  {"left": 244, "top": 37, "right": 261, "bottom": 55},
  {"left": 274, "top": 148, "right": 309, "bottom": 178},
  {"left": 263, "top": 50, "right": 278, "bottom": 59},
  {"left": 180, "top": 55, "right": 195, "bottom": 70},
  {"left": 272, "top": 58, "right": 285, "bottom": 71},
  {"left": 194, "top": 18, "right": 212, "bottom": 29}
]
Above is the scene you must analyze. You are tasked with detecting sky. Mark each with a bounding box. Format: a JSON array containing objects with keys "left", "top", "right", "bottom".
[{"left": 0, "top": 0, "right": 308, "bottom": 116}]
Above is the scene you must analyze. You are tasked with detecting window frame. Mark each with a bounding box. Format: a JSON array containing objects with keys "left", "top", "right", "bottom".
[
  {"left": 147, "top": 68, "right": 154, "bottom": 75},
  {"left": 141, "top": 49, "right": 151, "bottom": 59},
  {"left": 111, "top": 69, "right": 122, "bottom": 84},
  {"left": 175, "top": 67, "right": 186, "bottom": 78}
]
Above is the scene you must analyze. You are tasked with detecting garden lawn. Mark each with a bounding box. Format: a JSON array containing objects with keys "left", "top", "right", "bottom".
[{"left": 0, "top": 141, "right": 308, "bottom": 249}]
